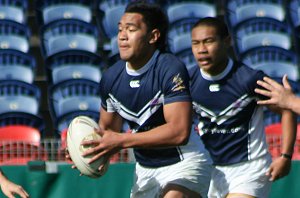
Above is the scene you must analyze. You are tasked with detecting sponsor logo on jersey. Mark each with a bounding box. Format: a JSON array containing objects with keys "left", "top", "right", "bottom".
[
  {"left": 209, "top": 84, "right": 220, "bottom": 92},
  {"left": 130, "top": 80, "right": 140, "bottom": 88},
  {"left": 171, "top": 73, "right": 186, "bottom": 92}
]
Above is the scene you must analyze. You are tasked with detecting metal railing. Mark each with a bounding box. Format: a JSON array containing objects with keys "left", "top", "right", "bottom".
[{"left": 0, "top": 139, "right": 135, "bottom": 165}]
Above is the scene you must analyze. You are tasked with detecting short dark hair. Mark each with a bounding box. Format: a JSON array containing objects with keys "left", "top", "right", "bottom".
[
  {"left": 125, "top": 1, "right": 169, "bottom": 52},
  {"left": 192, "top": 17, "right": 229, "bottom": 39}
]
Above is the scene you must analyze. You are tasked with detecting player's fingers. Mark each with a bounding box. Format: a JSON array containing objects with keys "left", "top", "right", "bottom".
[
  {"left": 282, "top": 75, "right": 292, "bottom": 90},
  {"left": 257, "top": 100, "right": 272, "bottom": 105},
  {"left": 81, "top": 139, "right": 99, "bottom": 146},
  {"left": 71, "top": 165, "right": 77, "bottom": 169},
  {"left": 16, "top": 187, "right": 29, "bottom": 198},
  {"left": 256, "top": 80, "right": 273, "bottom": 91},
  {"left": 94, "top": 127, "right": 104, "bottom": 136},
  {"left": 254, "top": 88, "right": 272, "bottom": 97},
  {"left": 88, "top": 151, "right": 106, "bottom": 164},
  {"left": 262, "top": 76, "right": 281, "bottom": 89}
]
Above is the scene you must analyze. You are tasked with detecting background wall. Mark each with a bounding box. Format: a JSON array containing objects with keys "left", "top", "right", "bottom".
[{"left": 0, "top": 161, "right": 299, "bottom": 198}]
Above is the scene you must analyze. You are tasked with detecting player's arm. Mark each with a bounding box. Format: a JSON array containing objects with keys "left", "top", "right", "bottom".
[
  {"left": 99, "top": 107, "right": 123, "bottom": 132},
  {"left": 83, "top": 101, "right": 192, "bottom": 163},
  {"left": 266, "top": 107, "right": 297, "bottom": 181},
  {"left": 121, "top": 101, "right": 192, "bottom": 148}
]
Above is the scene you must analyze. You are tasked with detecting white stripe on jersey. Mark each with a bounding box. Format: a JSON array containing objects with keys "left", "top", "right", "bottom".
[
  {"left": 106, "top": 91, "right": 164, "bottom": 127},
  {"left": 193, "top": 94, "right": 255, "bottom": 125}
]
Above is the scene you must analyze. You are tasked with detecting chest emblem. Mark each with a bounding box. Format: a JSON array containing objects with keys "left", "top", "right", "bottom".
[
  {"left": 209, "top": 84, "right": 220, "bottom": 92},
  {"left": 130, "top": 80, "right": 140, "bottom": 88}
]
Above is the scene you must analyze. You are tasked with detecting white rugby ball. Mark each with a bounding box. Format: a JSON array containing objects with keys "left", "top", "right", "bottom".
[{"left": 67, "top": 116, "right": 109, "bottom": 178}]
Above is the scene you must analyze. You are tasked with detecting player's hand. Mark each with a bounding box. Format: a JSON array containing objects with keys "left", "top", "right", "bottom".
[
  {"left": 65, "top": 148, "right": 83, "bottom": 176},
  {"left": 0, "top": 178, "right": 29, "bottom": 198},
  {"left": 266, "top": 156, "right": 291, "bottom": 181},
  {"left": 255, "top": 75, "right": 293, "bottom": 109},
  {"left": 81, "top": 128, "right": 122, "bottom": 165}
]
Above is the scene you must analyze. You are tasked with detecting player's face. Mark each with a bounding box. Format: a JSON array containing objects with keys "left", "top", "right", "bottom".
[
  {"left": 191, "top": 25, "right": 229, "bottom": 75},
  {"left": 118, "top": 13, "right": 153, "bottom": 68}
]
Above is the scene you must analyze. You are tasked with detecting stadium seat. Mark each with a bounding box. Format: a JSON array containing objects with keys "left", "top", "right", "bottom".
[
  {"left": 288, "top": 0, "right": 300, "bottom": 55},
  {"left": 0, "top": 20, "right": 30, "bottom": 52},
  {"left": 265, "top": 122, "right": 282, "bottom": 158},
  {"left": 265, "top": 123, "right": 300, "bottom": 160},
  {"left": 288, "top": 0, "right": 300, "bottom": 29},
  {"left": 48, "top": 79, "right": 101, "bottom": 133},
  {"left": 0, "top": 112, "right": 45, "bottom": 136},
  {"left": 167, "top": 1, "right": 216, "bottom": 55},
  {"left": 97, "top": 0, "right": 129, "bottom": 39},
  {"left": 0, "top": 0, "right": 28, "bottom": 24},
  {"left": 35, "top": 0, "right": 93, "bottom": 25},
  {"left": 168, "top": 19, "right": 193, "bottom": 54},
  {"left": 241, "top": 46, "right": 299, "bottom": 81},
  {"left": 233, "top": 18, "right": 293, "bottom": 56},
  {"left": 0, "top": 49, "right": 36, "bottom": 83},
  {"left": 40, "top": 19, "right": 99, "bottom": 58},
  {"left": 45, "top": 50, "right": 103, "bottom": 84},
  {"left": 224, "top": 0, "right": 286, "bottom": 29},
  {"left": 0, "top": 125, "right": 47, "bottom": 165},
  {"left": 0, "top": 80, "right": 41, "bottom": 115},
  {"left": 176, "top": 49, "right": 196, "bottom": 70},
  {"left": 166, "top": 1, "right": 216, "bottom": 26}
]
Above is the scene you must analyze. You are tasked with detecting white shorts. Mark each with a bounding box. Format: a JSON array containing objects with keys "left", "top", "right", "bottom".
[
  {"left": 208, "top": 154, "right": 272, "bottom": 198},
  {"left": 130, "top": 152, "right": 213, "bottom": 198}
]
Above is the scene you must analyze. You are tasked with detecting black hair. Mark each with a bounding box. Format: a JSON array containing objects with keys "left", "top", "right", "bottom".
[
  {"left": 125, "top": 0, "right": 169, "bottom": 52},
  {"left": 192, "top": 17, "right": 229, "bottom": 39}
]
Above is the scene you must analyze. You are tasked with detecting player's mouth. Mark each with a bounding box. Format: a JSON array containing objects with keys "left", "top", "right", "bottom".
[{"left": 197, "top": 57, "right": 211, "bottom": 66}]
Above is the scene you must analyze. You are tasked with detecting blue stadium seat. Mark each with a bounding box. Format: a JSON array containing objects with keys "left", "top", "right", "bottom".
[
  {"left": 40, "top": 19, "right": 99, "bottom": 57},
  {"left": 233, "top": 18, "right": 293, "bottom": 56},
  {"left": 167, "top": 1, "right": 215, "bottom": 55},
  {"left": 45, "top": 50, "right": 103, "bottom": 84},
  {"left": 288, "top": 0, "right": 300, "bottom": 29},
  {"left": 224, "top": 0, "right": 286, "bottom": 29},
  {"left": 99, "top": 2, "right": 126, "bottom": 38},
  {"left": 288, "top": 0, "right": 300, "bottom": 55},
  {"left": 166, "top": 1, "right": 216, "bottom": 26},
  {"left": 0, "top": 80, "right": 41, "bottom": 115},
  {"left": 168, "top": 17, "right": 195, "bottom": 54},
  {"left": 97, "top": 0, "right": 158, "bottom": 39},
  {"left": 176, "top": 49, "right": 196, "bottom": 70},
  {"left": 0, "top": 0, "right": 28, "bottom": 24},
  {"left": 103, "top": 35, "right": 120, "bottom": 64},
  {"left": 0, "top": 49, "right": 36, "bottom": 83},
  {"left": 56, "top": 111, "right": 99, "bottom": 134},
  {"left": 241, "top": 46, "right": 299, "bottom": 81},
  {"left": 36, "top": 0, "right": 93, "bottom": 25},
  {"left": 0, "top": 20, "right": 30, "bottom": 52},
  {"left": 48, "top": 79, "right": 101, "bottom": 132},
  {"left": 0, "top": 112, "right": 45, "bottom": 135}
]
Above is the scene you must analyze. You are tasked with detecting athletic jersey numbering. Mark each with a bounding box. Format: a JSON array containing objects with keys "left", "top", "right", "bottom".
[
  {"left": 100, "top": 50, "right": 203, "bottom": 167},
  {"left": 189, "top": 59, "right": 270, "bottom": 165}
]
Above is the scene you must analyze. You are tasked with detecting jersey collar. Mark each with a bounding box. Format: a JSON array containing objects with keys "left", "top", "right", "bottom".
[
  {"left": 200, "top": 58, "right": 233, "bottom": 81},
  {"left": 126, "top": 50, "right": 159, "bottom": 76}
]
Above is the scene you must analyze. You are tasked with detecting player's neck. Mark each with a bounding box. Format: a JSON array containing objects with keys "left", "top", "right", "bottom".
[{"left": 127, "top": 49, "right": 156, "bottom": 70}]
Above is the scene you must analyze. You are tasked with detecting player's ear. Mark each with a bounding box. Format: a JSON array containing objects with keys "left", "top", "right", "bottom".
[{"left": 149, "top": 29, "right": 160, "bottom": 44}]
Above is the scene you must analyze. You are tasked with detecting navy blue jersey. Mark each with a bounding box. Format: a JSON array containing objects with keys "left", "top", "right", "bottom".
[
  {"left": 100, "top": 50, "right": 203, "bottom": 167},
  {"left": 189, "top": 59, "right": 270, "bottom": 165}
]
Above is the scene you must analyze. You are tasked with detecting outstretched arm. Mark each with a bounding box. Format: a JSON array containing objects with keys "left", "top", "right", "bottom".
[
  {"left": 0, "top": 170, "right": 29, "bottom": 198},
  {"left": 266, "top": 109, "right": 297, "bottom": 181},
  {"left": 255, "top": 75, "right": 300, "bottom": 114}
]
